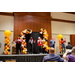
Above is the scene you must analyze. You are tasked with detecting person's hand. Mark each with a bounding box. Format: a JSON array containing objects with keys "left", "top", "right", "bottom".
[
  {"left": 66, "top": 49, "right": 69, "bottom": 53},
  {"left": 34, "top": 40, "right": 36, "bottom": 43},
  {"left": 38, "top": 40, "right": 39, "bottom": 43}
]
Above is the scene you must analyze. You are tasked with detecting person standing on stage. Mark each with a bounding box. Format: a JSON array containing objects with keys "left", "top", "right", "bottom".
[
  {"left": 37, "top": 37, "right": 43, "bottom": 54},
  {"left": 15, "top": 36, "right": 22, "bottom": 54},
  {"left": 29, "top": 37, "right": 33, "bottom": 54},
  {"left": 61, "top": 38, "right": 66, "bottom": 53},
  {"left": 50, "top": 38, "right": 55, "bottom": 48}
]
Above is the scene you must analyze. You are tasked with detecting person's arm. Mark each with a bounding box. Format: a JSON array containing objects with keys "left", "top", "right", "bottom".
[
  {"left": 15, "top": 39, "right": 17, "bottom": 43},
  {"left": 37, "top": 40, "right": 39, "bottom": 43},
  {"left": 29, "top": 39, "right": 31, "bottom": 43},
  {"left": 63, "top": 49, "right": 69, "bottom": 60},
  {"left": 64, "top": 40, "right": 66, "bottom": 43},
  {"left": 58, "top": 56, "right": 64, "bottom": 62},
  {"left": 19, "top": 39, "right": 22, "bottom": 43}
]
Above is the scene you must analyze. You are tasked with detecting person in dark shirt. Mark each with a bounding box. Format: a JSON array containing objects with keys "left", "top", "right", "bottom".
[
  {"left": 29, "top": 37, "right": 33, "bottom": 54},
  {"left": 66, "top": 42, "right": 73, "bottom": 49},
  {"left": 42, "top": 48, "right": 64, "bottom": 62},
  {"left": 66, "top": 42, "right": 73, "bottom": 54},
  {"left": 15, "top": 36, "right": 22, "bottom": 54}
]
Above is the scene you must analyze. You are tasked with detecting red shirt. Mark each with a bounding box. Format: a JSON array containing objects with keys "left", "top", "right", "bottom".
[
  {"left": 15, "top": 39, "right": 22, "bottom": 44},
  {"left": 38, "top": 39, "right": 42, "bottom": 46},
  {"left": 61, "top": 40, "right": 66, "bottom": 44}
]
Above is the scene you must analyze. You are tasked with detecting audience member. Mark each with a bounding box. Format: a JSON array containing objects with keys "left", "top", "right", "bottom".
[
  {"left": 66, "top": 42, "right": 73, "bottom": 54},
  {"left": 63, "top": 47, "right": 75, "bottom": 62},
  {"left": 42, "top": 48, "right": 64, "bottom": 62}
]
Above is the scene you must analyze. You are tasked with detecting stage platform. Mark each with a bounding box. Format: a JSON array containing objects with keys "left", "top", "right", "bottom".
[{"left": 0, "top": 54, "right": 63, "bottom": 62}]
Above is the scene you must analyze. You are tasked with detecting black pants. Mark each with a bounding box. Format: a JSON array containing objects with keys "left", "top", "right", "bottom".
[
  {"left": 29, "top": 44, "right": 33, "bottom": 54},
  {"left": 16, "top": 44, "right": 22, "bottom": 54},
  {"left": 38, "top": 46, "right": 43, "bottom": 53}
]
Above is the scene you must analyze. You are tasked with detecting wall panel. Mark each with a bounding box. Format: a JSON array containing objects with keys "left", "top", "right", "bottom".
[
  {"left": 14, "top": 12, "right": 51, "bottom": 46},
  {"left": 51, "top": 12, "right": 75, "bottom": 21}
]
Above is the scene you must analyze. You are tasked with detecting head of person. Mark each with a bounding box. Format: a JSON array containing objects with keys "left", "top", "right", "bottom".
[
  {"left": 31, "top": 37, "right": 32, "bottom": 39},
  {"left": 61, "top": 38, "right": 63, "bottom": 41},
  {"left": 17, "top": 36, "right": 20, "bottom": 39},
  {"left": 71, "top": 47, "right": 75, "bottom": 55},
  {"left": 38, "top": 37, "right": 41, "bottom": 40},
  {"left": 52, "top": 38, "right": 54, "bottom": 40},
  {"left": 68, "top": 42, "right": 70, "bottom": 45},
  {"left": 49, "top": 48, "right": 55, "bottom": 54}
]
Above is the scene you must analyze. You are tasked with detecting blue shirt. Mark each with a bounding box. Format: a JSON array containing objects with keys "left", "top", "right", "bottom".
[
  {"left": 42, "top": 54, "right": 64, "bottom": 62},
  {"left": 50, "top": 40, "right": 55, "bottom": 46}
]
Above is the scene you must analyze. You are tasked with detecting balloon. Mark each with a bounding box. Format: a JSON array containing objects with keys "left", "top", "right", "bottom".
[
  {"left": 22, "top": 50, "right": 25, "bottom": 54},
  {"left": 5, "top": 49, "right": 8, "bottom": 51},
  {"left": 40, "top": 32, "right": 43, "bottom": 34},
  {"left": 20, "top": 37, "right": 22, "bottom": 39},
  {"left": 8, "top": 52, "right": 10, "bottom": 55},
  {"left": 45, "top": 42, "right": 47, "bottom": 45},
  {"left": 24, "top": 48, "right": 26, "bottom": 50},
  {"left": 7, "top": 40, "right": 9, "bottom": 43},
  {"left": 57, "top": 34, "right": 63, "bottom": 40},
  {"left": 6, "top": 51, "right": 9, "bottom": 54},
  {"left": 23, "top": 30, "right": 26, "bottom": 33},
  {"left": 21, "top": 32, "right": 23, "bottom": 36},
  {"left": 25, "top": 49, "right": 27, "bottom": 51},
  {"left": 4, "top": 39, "right": 8, "bottom": 43},
  {"left": 7, "top": 47, "right": 9, "bottom": 50},
  {"left": 5, "top": 46, "right": 7, "bottom": 48},
  {"left": 8, "top": 38, "right": 11, "bottom": 41},
  {"left": 5, "top": 37, "right": 7, "bottom": 39},
  {"left": 31, "top": 30, "right": 32, "bottom": 33},
  {"left": 24, "top": 44, "right": 26, "bottom": 47},
  {"left": 7, "top": 45, "right": 10, "bottom": 48},
  {"left": 30, "top": 31, "right": 32, "bottom": 34},
  {"left": 22, "top": 46, "right": 24, "bottom": 49},
  {"left": 4, "top": 51, "right": 8, "bottom": 55},
  {"left": 25, "top": 51, "right": 27, "bottom": 54},
  {"left": 41, "top": 28, "right": 43, "bottom": 31},
  {"left": 48, "top": 47, "right": 50, "bottom": 50},
  {"left": 7, "top": 42, "right": 10, "bottom": 45},
  {"left": 4, "top": 30, "right": 11, "bottom": 37}
]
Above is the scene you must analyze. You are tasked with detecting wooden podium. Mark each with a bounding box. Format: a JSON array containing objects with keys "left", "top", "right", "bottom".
[{"left": 70, "top": 34, "right": 75, "bottom": 46}]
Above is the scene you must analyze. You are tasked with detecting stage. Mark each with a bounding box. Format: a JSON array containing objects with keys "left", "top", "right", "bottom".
[{"left": 0, "top": 54, "right": 63, "bottom": 62}]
